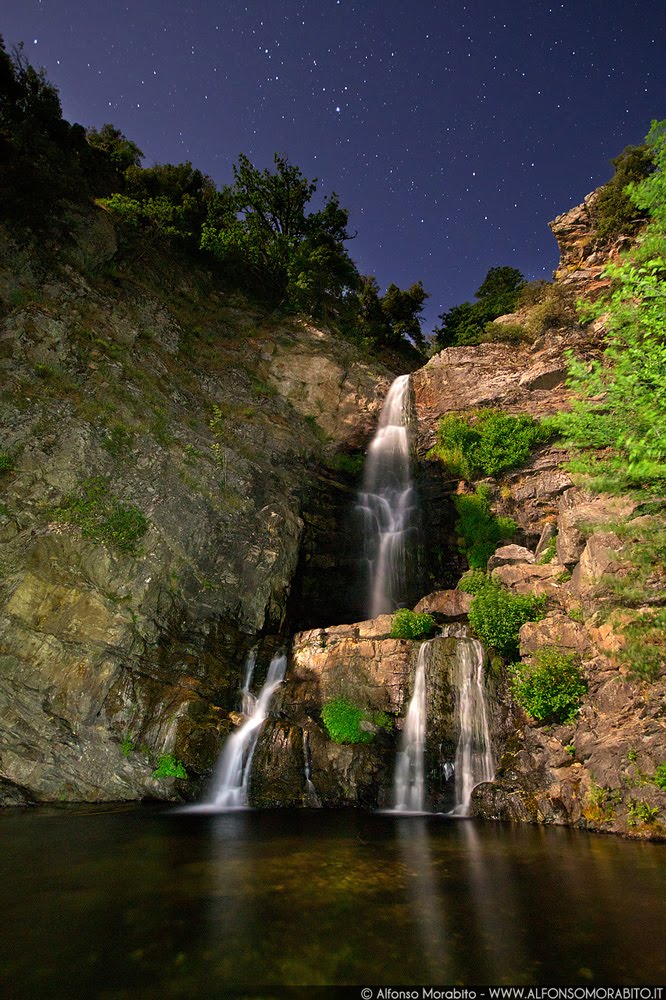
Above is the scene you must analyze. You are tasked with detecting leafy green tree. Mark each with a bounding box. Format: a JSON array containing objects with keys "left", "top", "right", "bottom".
[
  {"left": 381, "top": 281, "right": 429, "bottom": 350},
  {"left": 475, "top": 266, "right": 525, "bottom": 315},
  {"left": 551, "top": 119, "right": 666, "bottom": 492},
  {"left": 0, "top": 39, "right": 124, "bottom": 218},
  {"left": 201, "top": 153, "right": 357, "bottom": 311},
  {"left": 592, "top": 143, "right": 655, "bottom": 242},
  {"left": 433, "top": 266, "right": 525, "bottom": 349},
  {"left": 86, "top": 123, "right": 143, "bottom": 171}
]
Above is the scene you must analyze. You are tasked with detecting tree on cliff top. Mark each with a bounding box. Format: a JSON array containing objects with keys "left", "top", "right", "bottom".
[
  {"left": 433, "top": 265, "right": 525, "bottom": 349},
  {"left": 201, "top": 153, "right": 359, "bottom": 317}
]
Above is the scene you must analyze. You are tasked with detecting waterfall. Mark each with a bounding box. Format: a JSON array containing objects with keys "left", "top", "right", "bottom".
[
  {"left": 393, "top": 639, "right": 431, "bottom": 812},
  {"left": 450, "top": 638, "right": 495, "bottom": 816},
  {"left": 208, "top": 652, "right": 287, "bottom": 809},
  {"left": 358, "top": 374, "right": 416, "bottom": 618},
  {"left": 302, "top": 731, "right": 321, "bottom": 807}
]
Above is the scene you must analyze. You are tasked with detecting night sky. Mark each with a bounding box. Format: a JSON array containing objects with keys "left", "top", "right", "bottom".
[{"left": 3, "top": 1, "right": 666, "bottom": 333}]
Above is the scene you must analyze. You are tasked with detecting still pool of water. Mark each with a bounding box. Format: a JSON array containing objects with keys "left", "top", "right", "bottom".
[{"left": 0, "top": 806, "right": 664, "bottom": 997}]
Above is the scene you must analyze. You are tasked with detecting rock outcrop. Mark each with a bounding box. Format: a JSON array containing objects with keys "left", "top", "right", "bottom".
[
  {"left": 0, "top": 208, "right": 392, "bottom": 804},
  {"left": 473, "top": 491, "right": 666, "bottom": 840}
]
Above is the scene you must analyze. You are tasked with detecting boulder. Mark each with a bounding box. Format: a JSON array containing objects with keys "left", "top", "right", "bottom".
[
  {"left": 491, "top": 562, "right": 562, "bottom": 597},
  {"left": 487, "top": 544, "right": 535, "bottom": 571},
  {"left": 519, "top": 613, "right": 591, "bottom": 657},
  {"left": 412, "top": 590, "right": 472, "bottom": 619},
  {"left": 556, "top": 489, "right": 635, "bottom": 567}
]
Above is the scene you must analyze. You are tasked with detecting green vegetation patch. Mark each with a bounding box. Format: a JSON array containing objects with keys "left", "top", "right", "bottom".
[
  {"left": 324, "top": 451, "right": 366, "bottom": 477},
  {"left": 653, "top": 763, "right": 666, "bottom": 791},
  {"left": 50, "top": 476, "right": 148, "bottom": 554},
  {"left": 152, "top": 754, "right": 188, "bottom": 779},
  {"left": 429, "top": 410, "right": 551, "bottom": 480},
  {"left": 467, "top": 578, "right": 546, "bottom": 659},
  {"left": 627, "top": 798, "right": 660, "bottom": 827},
  {"left": 509, "top": 647, "right": 587, "bottom": 724},
  {"left": 102, "top": 423, "right": 135, "bottom": 457},
  {"left": 537, "top": 533, "right": 558, "bottom": 564},
  {"left": 389, "top": 609, "right": 437, "bottom": 640},
  {"left": 453, "top": 485, "right": 517, "bottom": 569},
  {"left": 321, "top": 698, "right": 392, "bottom": 745},
  {"left": 0, "top": 451, "right": 15, "bottom": 473}
]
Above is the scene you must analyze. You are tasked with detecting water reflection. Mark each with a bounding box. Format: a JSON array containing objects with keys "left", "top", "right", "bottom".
[
  {"left": 0, "top": 807, "right": 664, "bottom": 996},
  {"left": 398, "top": 817, "right": 451, "bottom": 980}
]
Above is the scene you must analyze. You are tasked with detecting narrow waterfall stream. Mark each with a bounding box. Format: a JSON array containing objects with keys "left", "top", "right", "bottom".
[
  {"left": 393, "top": 639, "right": 431, "bottom": 812},
  {"left": 207, "top": 652, "right": 287, "bottom": 809},
  {"left": 450, "top": 638, "right": 495, "bottom": 816},
  {"left": 358, "top": 374, "right": 416, "bottom": 617}
]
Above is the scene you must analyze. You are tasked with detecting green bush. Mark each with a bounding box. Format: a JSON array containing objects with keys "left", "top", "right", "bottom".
[
  {"left": 389, "top": 609, "right": 437, "bottom": 639},
  {"left": 524, "top": 284, "right": 575, "bottom": 336},
  {"left": 537, "top": 534, "right": 558, "bottom": 564},
  {"left": 592, "top": 143, "right": 654, "bottom": 242},
  {"left": 653, "top": 763, "right": 666, "bottom": 790},
  {"left": 468, "top": 581, "right": 546, "bottom": 659},
  {"left": 627, "top": 798, "right": 660, "bottom": 827},
  {"left": 619, "top": 608, "right": 666, "bottom": 682},
  {"left": 457, "top": 569, "right": 490, "bottom": 594},
  {"left": 49, "top": 476, "right": 148, "bottom": 554},
  {"left": 428, "top": 410, "right": 551, "bottom": 480},
  {"left": 480, "top": 321, "right": 531, "bottom": 344},
  {"left": 321, "top": 698, "right": 392, "bottom": 744},
  {"left": 152, "top": 754, "right": 188, "bottom": 779},
  {"left": 509, "top": 647, "right": 587, "bottom": 724},
  {"left": 0, "top": 452, "right": 15, "bottom": 473},
  {"left": 454, "top": 485, "right": 517, "bottom": 569}
]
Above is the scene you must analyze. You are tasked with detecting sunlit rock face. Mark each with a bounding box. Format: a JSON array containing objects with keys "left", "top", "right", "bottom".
[{"left": 0, "top": 204, "right": 392, "bottom": 805}]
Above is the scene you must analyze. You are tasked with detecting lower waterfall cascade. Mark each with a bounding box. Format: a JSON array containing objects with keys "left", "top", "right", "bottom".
[
  {"left": 450, "top": 637, "right": 495, "bottom": 816},
  {"left": 393, "top": 639, "right": 431, "bottom": 812},
  {"left": 391, "top": 630, "right": 495, "bottom": 816},
  {"left": 207, "top": 652, "right": 287, "bottom": 809}
]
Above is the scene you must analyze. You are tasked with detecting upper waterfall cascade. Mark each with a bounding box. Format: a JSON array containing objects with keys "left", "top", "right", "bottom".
[{"left": 358, "top": 374, "right": 416, "bottom": 618}]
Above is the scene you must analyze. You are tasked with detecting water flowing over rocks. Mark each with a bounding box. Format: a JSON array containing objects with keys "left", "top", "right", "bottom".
[{"left": 251, "top": 617, "right": 505, "bottom": 812}]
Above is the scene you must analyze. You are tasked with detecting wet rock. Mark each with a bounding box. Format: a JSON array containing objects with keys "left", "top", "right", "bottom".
[{"left": 0, "top": 206, "right": 394, "bottom": 805}]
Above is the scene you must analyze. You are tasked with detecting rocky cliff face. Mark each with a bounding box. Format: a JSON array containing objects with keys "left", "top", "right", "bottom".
[
  {"left": 0, "top": 207, "right": 393, "bottom": 804},
  {"left": 407, "top": 193, "right": 666, "bottom": 839}
]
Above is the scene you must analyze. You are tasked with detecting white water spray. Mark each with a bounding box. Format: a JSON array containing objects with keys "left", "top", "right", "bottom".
[
  {"left": 450, "top": 638, "right": 495, "bottom": 816},
  {"left": 208, "top": 652, "right": 287, "bottom": 809},
  {"left": 358, "top": 374, "right": 415, "bottom": 618},
  {"left": 302, "top": 730, "right": 321, "bottom": 808},
  {"left": 393, "top": 639, "right": 431, "bottom": 812}
]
